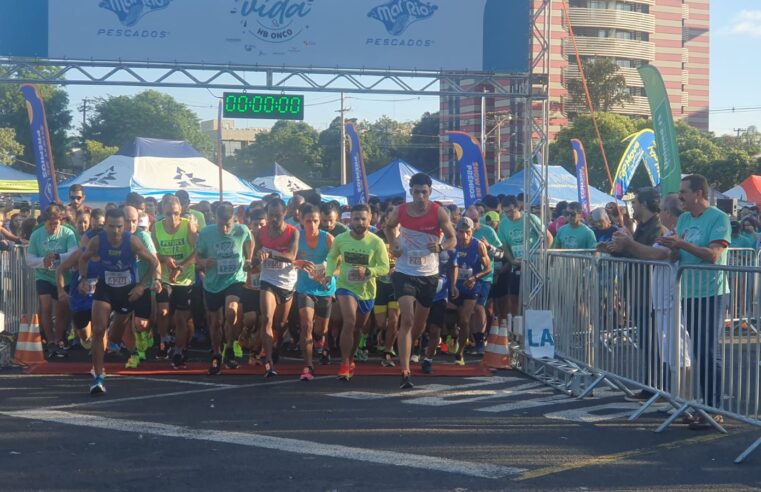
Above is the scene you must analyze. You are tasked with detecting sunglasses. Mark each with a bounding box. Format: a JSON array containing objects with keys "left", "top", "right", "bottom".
[{"left": 69, "top": 195, "right": 83, "bottom": 201}]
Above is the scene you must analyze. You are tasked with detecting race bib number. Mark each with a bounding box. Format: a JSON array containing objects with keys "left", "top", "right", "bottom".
[
  {"left": 347, "top": 266, "right": 366, "bottom": 282},
  {"left": 104, "top": 270, "right": 131, "bottom": 288},
  {"left": 309, "top": 264, "right": 326, "bottom": 281},
  {"left": 263, "top": 258, "right": 288, "bottom": 270},
  {"left": 458, "top": 267, "right": 473, "bottom": 281},
  {"left": 217, "top": 258, "right": 240, "bottom": 275},
  {"left": 408, "top": 249, "right": 430, "bottom": 267}
]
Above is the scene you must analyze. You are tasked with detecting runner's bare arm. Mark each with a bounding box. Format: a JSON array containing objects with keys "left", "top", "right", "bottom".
[
  {"left": 476, "top": 241, "right": 492, "bottom": 279},
  {"left": 325, "top": 236, "right": 341, "bottom": 279},
  {"left": 78, "top": 236, "right": 100, "bottom": 294},
  {"left": 439, "top": 207, "right": 457, "bottom": 251},
  {"left": 243, "top": 233, "right": 254, "bottom": 271},
  {"left": 56, "top": 249, "right": 81, "bottom": 291},
  {"left": 131, "top": 235, "right": 159, "bottom": 288},
  {"left": 384, "top": 206, "right": 401, "bottom": 248}
]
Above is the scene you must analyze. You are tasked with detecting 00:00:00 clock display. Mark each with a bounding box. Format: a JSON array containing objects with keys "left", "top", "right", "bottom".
[{"left": 224, "top": 95, "right": 303, "bottom": 115}]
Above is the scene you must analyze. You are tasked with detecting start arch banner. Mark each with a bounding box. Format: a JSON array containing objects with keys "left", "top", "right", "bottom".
[{"left": 0, "top": 0, "right": 530, "bottom": 74}]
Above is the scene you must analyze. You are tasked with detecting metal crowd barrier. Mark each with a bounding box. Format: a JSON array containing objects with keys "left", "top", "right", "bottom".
[
  {"left": 535, "top": 249, "right": 761, "bottom": 464},
  {"left": 0, "top": 245, "right": 38, "bottom": 336}
]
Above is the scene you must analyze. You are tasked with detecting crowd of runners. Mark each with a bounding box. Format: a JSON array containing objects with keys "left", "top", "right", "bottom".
[{"left": 3, "top": 171, "right": 740, "bottom": 420}]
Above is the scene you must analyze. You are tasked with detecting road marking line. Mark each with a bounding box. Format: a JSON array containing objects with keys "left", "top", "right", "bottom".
[
  {"left": 42, "top": 376, "right": 333, "bottom": 411},
  {"left": 327, "top": 376, "right": 520, "bottom": 400},
  {"left": 404, "top": 381, "right": 547, "bottom": 407},
  {"left": 514, "top": 434, "right": 725, "bottom": 481},
  {"left": 3, "top": 409, "right": 526, "bottom": 480},
  {"left": 115, "top": 376, "right": 236, "bottom": 388}
]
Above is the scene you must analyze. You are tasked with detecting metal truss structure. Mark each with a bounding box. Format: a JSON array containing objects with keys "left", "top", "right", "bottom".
[
  {"left": 0, "top": 59, "right": 532, "bottom": 98},
  {"left": 522, "top": 0, "right": 552, "bottom": 313}
]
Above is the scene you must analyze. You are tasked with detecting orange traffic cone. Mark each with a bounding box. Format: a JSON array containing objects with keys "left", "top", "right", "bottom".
[
  {"left": 13, "top": 314, "right": 46, "bottom": 366},
  {"left": 482, "top": 317, "right": 510, "bottom": 370}
]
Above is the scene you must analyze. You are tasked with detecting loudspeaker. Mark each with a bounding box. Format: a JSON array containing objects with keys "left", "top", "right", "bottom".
[{"left": 716, "top": 198, "right": 737, "bottom": 217}]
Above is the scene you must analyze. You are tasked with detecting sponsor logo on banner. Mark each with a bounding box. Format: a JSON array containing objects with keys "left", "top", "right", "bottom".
[
  {"left": 174, "top": 167, "right": 212, "bottom": 188},
  {"left": 232, "top": 0, "right": 315, "bottom": 43},
  {"left": 368, "top": 0, "right": 438, "bottom": 35},
  {"left": 99, "top": 0, "right": 174, "bottom": 27},
  {"left": 367, "top": 0, "right": 437, "bottom": 48}
]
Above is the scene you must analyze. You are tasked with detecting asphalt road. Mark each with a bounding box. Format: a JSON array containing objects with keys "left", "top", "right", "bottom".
[{"left": 0, "top": 369, "right": 760, "bottom": 491}]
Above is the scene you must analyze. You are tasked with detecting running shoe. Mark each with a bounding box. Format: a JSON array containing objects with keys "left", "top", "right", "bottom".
[
  {"left": 319, "top": 350, "right": 331, "bottom": 365},
  {"left": 381, "top": 352, "right": 396, "bottom": 367},
  {"left": 354, "top": 349, "right": 369, "bottom": 362},
  {"left": 224, "top": 348, "right": 238, "bottom": 369},
  {"left": 80, "top": 338, "right": 92, "bottom": 351},
  {"left": 454, "top": 356, "right": 465, "bottom": 366},
  {"left": 233, "top": 340, "right": 244, "bottom": 359},
  {"left": 410, "top": 354, "right": 420, "bottom": 364},
  {"left": 300, "top": 366, "right": 315, "bottom": 382},
  {"left": 421, "top": 358, "right": 433, "bottom": 374},
  {"left": 350, "top": 361, "right": 356, "bottom": 377},
  {"left": 89, "top": 374, "right": 106, "bottom": 396},
  {"left": 264, "top": 361, "right": 278, "bottom": 378},
  {"left": 358, "top": 334, "right": 368, "bottom": 350},
  {"left": 137, "top": 350, "right": 146, "bottom": 361},
  {"left": 172, "top": 352, "right": 187, "bottom": 370},
  {"left": 475, "top": 342, "right": 485, "bottom": 355},
  {"left": 208, "top": 354, "right": 222, "bottom": 375},
  {"left": 125, "top": 354, "right": 140, "bottom": 369},
  {"left": 337, "top": 362, "right": 352, "bottom": 381},
  {"left": 399, "top": 372, "right": 414, "bottom": 389},
  {"left": 156, "top": 342, "right": 170, "bottom": 360},
  {"left": 107, "top": 341, "right": 121, "bottom": 354},
  {"left": 47, "top": 346, "right": 67, "bottom": 360}
]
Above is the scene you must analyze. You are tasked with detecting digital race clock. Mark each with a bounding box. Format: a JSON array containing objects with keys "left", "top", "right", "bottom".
[{"left": 222, "top": 92, "right": 304, "bottom": 121}]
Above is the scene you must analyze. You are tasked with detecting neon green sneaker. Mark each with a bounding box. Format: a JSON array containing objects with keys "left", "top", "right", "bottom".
[
  {"left": 137, "top": 350, "right": 146, "bottom": 361},
  {"left": 125, "top": 354, "right": 140, "bottom": 369},
  {"left": 233, "top": 340, "right": 244, "bottom": 359},
  {"left": 358, "top": 334, "right": 368, "bottom": 350},
  {"left": 135, "top": 331, "right": 149, "bottom": 353},
  {"left": 454, "top": 356, "right": 465, "bottom": 366}
]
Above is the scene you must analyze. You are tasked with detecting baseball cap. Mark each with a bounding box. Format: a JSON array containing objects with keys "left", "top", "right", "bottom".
[
  {"left": 484, "top": 211, "right": 500, "bottom": 225},
  {"left": 456, "top": 217, "right": 474, "bottom": 230},
  {"left": 341, "top": 211, "right": 351, "bottom": 221}
]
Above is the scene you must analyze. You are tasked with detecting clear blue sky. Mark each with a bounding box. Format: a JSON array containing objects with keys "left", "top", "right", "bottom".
[{"left": 64, "top": 1, "right": 759, "bottom": 138}]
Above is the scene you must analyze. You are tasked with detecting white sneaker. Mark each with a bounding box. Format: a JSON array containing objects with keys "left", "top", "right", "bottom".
[{"left": 410, "top": 354, "right": 420, "bottom": 364}]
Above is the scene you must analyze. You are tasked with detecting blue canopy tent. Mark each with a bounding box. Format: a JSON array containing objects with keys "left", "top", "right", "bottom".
[
  {"left": 59, "top": 138, "right": 267, "bottom": 206},
  {"left": 325, "top": 159, "right": 464, "bottom": 207},
  {"left": 490, "top": 165, "right": 616, "bottom": 209}
]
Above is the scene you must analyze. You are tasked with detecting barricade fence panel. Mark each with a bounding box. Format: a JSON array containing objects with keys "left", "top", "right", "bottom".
[
  {"left": 0, "top": 245, "right": 38, "bottom": 335},
  {"left": 538, "top": 251, "right": 761, "bottom": 432}
]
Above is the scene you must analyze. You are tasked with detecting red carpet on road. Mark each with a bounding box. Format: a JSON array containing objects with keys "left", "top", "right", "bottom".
[{"left": 24, "top": 360, "right": 496, "bottom": 377}]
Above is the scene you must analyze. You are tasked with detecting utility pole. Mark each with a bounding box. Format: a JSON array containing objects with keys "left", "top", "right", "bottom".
[
  {"left": 733, "top": 128, "right": 747, "bottom": 138},
  {"left": 337, "top": 92, "right": 350, "bottom": 185}
]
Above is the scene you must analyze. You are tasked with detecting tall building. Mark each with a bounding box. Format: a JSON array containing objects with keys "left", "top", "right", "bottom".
[{"left": 439, "top": 0, "right": 709, "bottom": 184}]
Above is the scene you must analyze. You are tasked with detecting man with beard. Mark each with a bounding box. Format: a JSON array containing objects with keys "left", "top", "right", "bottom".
[{"left": 326, "top": 204, "right": 389, "bottom": 381}]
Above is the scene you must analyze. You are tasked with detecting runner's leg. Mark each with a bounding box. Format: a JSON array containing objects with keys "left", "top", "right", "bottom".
[
  {"left": 90, "top": 300, "right": 111, "bottom": 376},
  {"left": 337, "top": 295, "right": 359, "bottom": 366},
  {"left": 260, "top": 290, "right": 278, "bottom": 363}
]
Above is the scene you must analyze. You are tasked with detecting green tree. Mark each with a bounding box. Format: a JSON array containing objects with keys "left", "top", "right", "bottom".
[
  {"left": 84, "top": 90, "right": 213, "bottom": 157},
  {"left": 357, "top": 116, "right": 413, "bottom": 172},
  {"left": 403, "top": 111, "right": 440, "bottom": 171},
  {"left": 318, "top": 117, "right": 343, "bottom": 181},
  {"left": 0, "top": 127, "right": 24, "bottom": 165},
  {"left": 232, "top": 120, "right": 321, "bottom": 180},
  {"left": 549, "top": 112, "right": 642, "bottom": 190},
  {"left": 84, "top": 139, "right": 118, "bottom": 167},
  {"left": 566, "top": 58, "right": 634, "bottom": 115},
  {"left": 0, "top": 68, "right": 73, "bottom": 170}
]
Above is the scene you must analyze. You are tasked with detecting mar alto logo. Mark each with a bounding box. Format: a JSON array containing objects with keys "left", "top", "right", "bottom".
[
  {"left": 368, "top": 0, "right": 438, "bottom": 36},
  {"left": 99, "top": 0, "right": 174, "bottom": 27}
]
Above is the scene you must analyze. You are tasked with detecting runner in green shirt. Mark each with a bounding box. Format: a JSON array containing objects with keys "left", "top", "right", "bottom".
[
  {"left": 26, "top": 204, "right": 79, "bottom": 358},
  {"left": 152, "top": 196, "right": 198, "bottom": 366},
  {"left": 196, "top": 202, "right": 254, "bottom": 375},
  {"left": 467, "top": 205, "right": 502, "bottom": 354},
  {"left": 325, "top": 204, "right": 390, "bottom": 381}
]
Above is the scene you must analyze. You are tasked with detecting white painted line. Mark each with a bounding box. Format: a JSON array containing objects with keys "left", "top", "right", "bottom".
[
  {"left": 327, "top": 376, "right": 520, "bottom": 400},
  {"left": 404, "top": 381, "right": 547, "bottom": 407},
  {"left": 118, "top": 376, "right": 236, "bottom": 388},
  {"left": 44, "top": 376, "right": 333, "bottom": 411},
  {"left": 476, "top": 394, "right": 570, "bottom": 413},
  {"left": 3, "top": 409, "right": 526, "bottom": 479}
]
